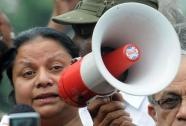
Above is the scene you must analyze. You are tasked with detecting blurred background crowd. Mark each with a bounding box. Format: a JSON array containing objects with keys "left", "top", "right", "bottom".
[
  {"left": 0, "top": 0, "right": 185, "bottom": 34},
  {"left": 0, "top": 0, "right": 52, "bottom": 34}
]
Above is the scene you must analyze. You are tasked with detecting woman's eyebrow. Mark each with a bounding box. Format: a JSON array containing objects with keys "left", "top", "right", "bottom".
[
  {"left": 16, "top": 60, "right": 32, "bottom": 66},
  {"left": 47, "top": 52, "right": 71, "bottom": 61},
  {"left": 15, "top": 59, "right": 36, "bottom": 69}
]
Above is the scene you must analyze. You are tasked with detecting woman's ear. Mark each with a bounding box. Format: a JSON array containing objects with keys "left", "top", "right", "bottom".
[{"left": 148, "top": 104, "right": 157, "bottom": 122}]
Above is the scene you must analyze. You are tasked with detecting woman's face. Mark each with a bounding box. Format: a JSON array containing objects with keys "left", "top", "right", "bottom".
[{"left": 12, "top": 36, "right": 72, "bottom": 118}]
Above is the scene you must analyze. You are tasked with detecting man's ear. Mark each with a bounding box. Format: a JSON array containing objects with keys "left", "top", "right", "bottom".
[{"left": 148, "top": 104, "right": 157, "bottom": 122}]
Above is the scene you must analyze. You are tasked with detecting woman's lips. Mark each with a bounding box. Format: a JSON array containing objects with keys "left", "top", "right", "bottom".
[{"left": 33, "top": 93, "right": 59, "bottom": 105}]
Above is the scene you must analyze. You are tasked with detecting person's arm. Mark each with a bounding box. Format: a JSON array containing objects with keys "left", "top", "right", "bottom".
[
  {"left": 0, "top": 11, "right": 13, "bottom": 48},
  {"left": 87, "top": 93, "right": 135, "bottom": 126},
  {"left": 48, "top": 0, "right": 79, "bottom": 32}
]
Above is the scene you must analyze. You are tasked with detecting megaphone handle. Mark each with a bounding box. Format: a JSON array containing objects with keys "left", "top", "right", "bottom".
[{"left": 87, "top": 90, "right": 118, "bottom": 104}]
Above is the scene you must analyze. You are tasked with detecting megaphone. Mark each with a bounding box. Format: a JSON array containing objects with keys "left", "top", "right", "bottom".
[{"left": 58, "top": 2, "right": 181, "bottom": 107}]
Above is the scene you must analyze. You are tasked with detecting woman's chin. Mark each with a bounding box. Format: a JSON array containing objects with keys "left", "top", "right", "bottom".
[{"left": 34, "top": 103, "right": 66, "bottom": 118}]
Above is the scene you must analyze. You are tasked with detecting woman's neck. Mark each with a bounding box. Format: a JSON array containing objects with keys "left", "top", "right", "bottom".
[
  {"left": 64, "top": 114, "right": 83, "bottom": 126},
  {"left": 41, "top": 107, "right": 82, "bottom": 126}
]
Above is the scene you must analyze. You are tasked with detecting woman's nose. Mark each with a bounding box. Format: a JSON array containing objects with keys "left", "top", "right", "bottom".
[{"left": 35, "top": 68, "right": 54, "bottom": 88}]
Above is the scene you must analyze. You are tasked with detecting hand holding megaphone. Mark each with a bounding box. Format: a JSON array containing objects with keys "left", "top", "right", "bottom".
[{"left": 58, "top": 2, "right": 181, "bottom": 107}]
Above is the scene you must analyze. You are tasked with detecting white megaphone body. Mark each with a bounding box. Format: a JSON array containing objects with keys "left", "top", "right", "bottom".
[{"left": 58, "top": 2, "right": 181, "bottom": 107}]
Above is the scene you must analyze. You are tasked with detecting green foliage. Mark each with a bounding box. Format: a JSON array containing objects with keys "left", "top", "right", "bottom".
[{"left": 0, "top": 0, "right": 53, "bottom": 34}]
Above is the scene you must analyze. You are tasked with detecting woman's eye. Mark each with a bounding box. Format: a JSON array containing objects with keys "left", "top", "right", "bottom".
[
  {"left": 22, "top": 70, "right": 35, "bottom": 78},
  {"left": 50, "top": 65, "right": 64, "bottom": 72}
]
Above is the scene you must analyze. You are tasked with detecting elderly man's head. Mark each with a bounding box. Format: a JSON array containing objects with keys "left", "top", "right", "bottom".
[{"left": 148, "top": 55, "right": 186, "bottom": 126}]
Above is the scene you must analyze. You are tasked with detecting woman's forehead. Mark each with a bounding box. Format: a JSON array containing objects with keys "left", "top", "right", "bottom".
[
  {"left": 19, "top": 36, "right": 61, "bottom": 47},
  {"left": 14, "top": 37, "right": 71, "bottom": 63},
  {"left": 17, "top": 37, "right": 68, "bottom": 54}
]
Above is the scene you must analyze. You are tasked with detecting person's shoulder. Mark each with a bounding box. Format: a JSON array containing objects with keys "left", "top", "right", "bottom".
[
  {"left": 0, "top": 72, "right": 12, "bottom": 87},
  {"left": 0, "top": 72, "right": 14, "bottom": 115}
]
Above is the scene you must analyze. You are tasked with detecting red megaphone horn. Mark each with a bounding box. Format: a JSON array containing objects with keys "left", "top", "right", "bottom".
[{"left": 58, "top": 43, "right": 140, "bottom": 107}]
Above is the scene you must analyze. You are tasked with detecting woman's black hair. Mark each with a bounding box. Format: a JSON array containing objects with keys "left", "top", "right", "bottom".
[{"left": 6, "top": 27, "right": 79, "bottom": 85}]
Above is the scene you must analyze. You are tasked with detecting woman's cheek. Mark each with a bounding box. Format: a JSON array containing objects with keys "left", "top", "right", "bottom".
[{"left": 14, "top": 80, "right": 33, "bottom": 104}]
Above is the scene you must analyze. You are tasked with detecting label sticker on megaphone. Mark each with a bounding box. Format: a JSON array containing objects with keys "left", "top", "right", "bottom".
[
  {"left": 126, "top": 45, "right": 140, "bottom": 61},
  {"left": 58, "top": 43, "right": 141, "bottom": 107}
]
